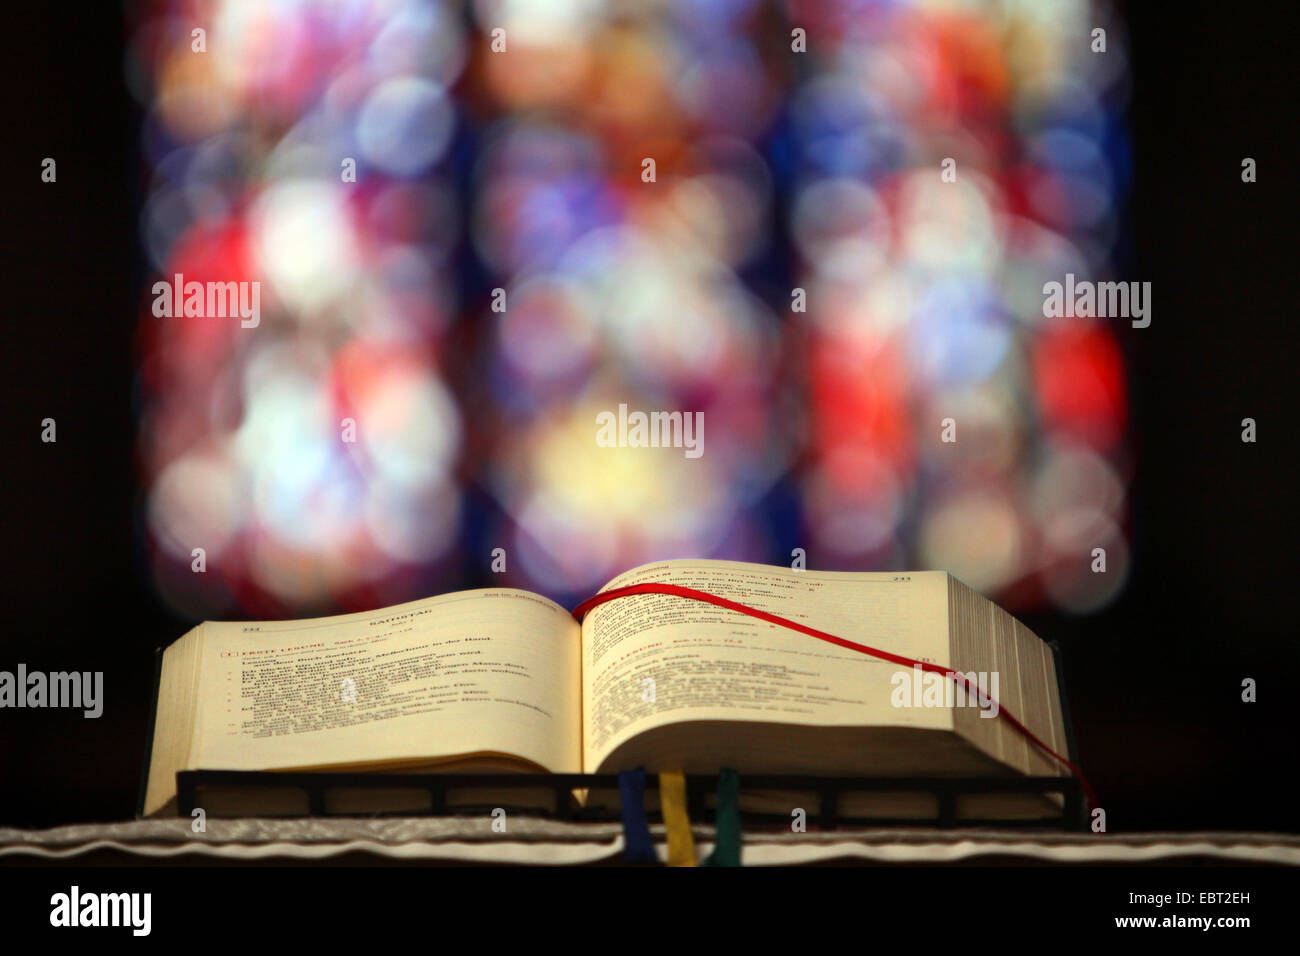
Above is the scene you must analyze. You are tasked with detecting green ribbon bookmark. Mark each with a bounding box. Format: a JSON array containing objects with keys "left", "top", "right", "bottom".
[{"left": 704, "top": 768, "right": 742, "bottom": 866}]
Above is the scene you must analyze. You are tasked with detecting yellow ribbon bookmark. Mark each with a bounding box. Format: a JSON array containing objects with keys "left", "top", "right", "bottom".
[{"left": 659, "top": 770, "right": 697, "bottom": 867}]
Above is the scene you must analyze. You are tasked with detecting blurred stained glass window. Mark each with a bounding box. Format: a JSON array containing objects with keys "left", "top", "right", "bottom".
[{"left": 130, "top": 0, "right": 1133, "bottom": 618}]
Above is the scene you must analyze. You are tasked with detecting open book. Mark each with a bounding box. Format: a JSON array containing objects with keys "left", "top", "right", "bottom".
[{"left": 141, "top": 560, "right": 1071, "bottom": 820}]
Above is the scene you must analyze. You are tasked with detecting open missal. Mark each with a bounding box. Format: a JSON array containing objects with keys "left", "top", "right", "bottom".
[{"left": 141, "top": 560, "right": 1073, "bottom": 820}]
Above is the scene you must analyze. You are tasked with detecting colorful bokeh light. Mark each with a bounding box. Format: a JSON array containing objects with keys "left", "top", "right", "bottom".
[{"left": 131, "top": 0, "right": 1134, "bottom": 618}]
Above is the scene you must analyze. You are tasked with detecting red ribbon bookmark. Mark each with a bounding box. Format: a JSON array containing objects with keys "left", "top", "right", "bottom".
[{"left": 573, "top": 582, "right": 1098, "bottom": 812}]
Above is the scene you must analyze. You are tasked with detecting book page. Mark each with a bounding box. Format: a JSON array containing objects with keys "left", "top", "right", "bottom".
[
  {"left": 580, "top": 560, "right": 952, "bottom": 772},
  {"left": 190, "top": 589, "right": 582, "bottom": 777},
  {"left": 142, "top": 624, "right": 205, "bottom": 817}
]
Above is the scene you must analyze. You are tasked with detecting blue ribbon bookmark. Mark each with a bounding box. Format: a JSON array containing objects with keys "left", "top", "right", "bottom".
[{"left": 618, "top": 768, "right": 658, "bottom": 864}]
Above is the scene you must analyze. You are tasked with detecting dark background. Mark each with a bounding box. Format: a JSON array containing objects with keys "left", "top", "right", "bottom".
[{"left": 1, "top": 2, "right": 1294, "bottom": 831}]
